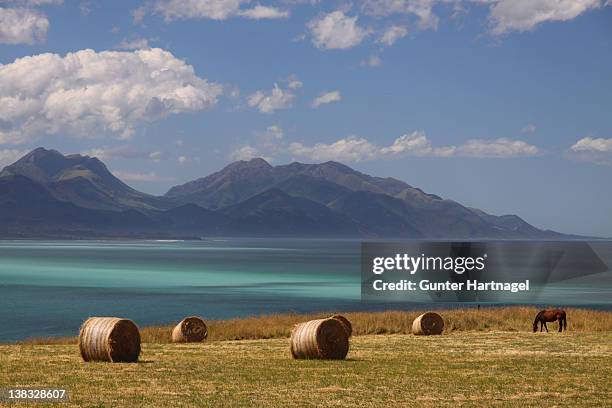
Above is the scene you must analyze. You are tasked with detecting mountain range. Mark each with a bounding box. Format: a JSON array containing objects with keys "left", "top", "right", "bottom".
[{"left": 0, "top": 147, "right": 574, "bottom": 239}]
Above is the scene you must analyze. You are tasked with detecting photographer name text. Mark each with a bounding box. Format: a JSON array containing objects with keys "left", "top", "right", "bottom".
[{"left": 372, "top": 279, "right": 530, "bottom": 293}]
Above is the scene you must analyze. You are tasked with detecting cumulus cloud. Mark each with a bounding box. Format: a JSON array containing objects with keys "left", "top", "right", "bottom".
[
  {"left": 229, "top": 125, "right": 284, "bottom": 161},
  {"left": 258, "top": 124, "right": 284, "bottom": 143},
  {"left": 82, "top": 146, "right": 164, "bottom": 161},
  {"left": 177, "top": 155, "right": 191, "bottom": 164},
  {"left": 377, "top": 24, "right": 408, "bottom": 46},
  {"left": 0, "top": 7, "right": 49, "bottom": 44},
  {"left": 238, "top": 4, "right": 289, "bottom": 19},
  {"left": 307, "top": 11, "right": 369, "bottom": 50},
  {"left": 0, "top": 149, "right": 28, "bottom": 168},
  {"left": 357, "top": 0, "right": 607, "bottom": 37},
  {"left": 311, "top": 90, "right": 341, "bottom": 108},
  {"left": 569, "top": 136, "right": 612, "bottom": 165},
  {"left": 229, "top": 145, "right": 271, "bottom": 161},
  {"left": 0, "top": 48, "right": 223, "bottom": 144},
  {"left": 113, "top": 170, "right": 176, "bottom": 182},
  {"left": 149, "top": 151, "right": 163, "bottom": 161},
  {"left": 149, "top": 0, "right": 288, "bottom": 21},
  {"left": 0, "top": 1, "right": 63, "bottom": 4},
  {"left": 458, "top": 137, "right": 538, "bottom": 157},
  {"left": 360, "top": 0, "right": 439, "bottom": 30},
  {"left": 290, "top": 136, "right": 379, "bottom": 162},
  {"left": 136, "top": 0, "right": 609, "bottom": 39},
  {"left": 247, "top": 83, "right": 296, "bottom": 114},
  {"left": 489, "top": 0, "right": 604, "bottom": 34},
  {"left": 286, "top": 78, "right": 303, "bottom": 89},
  {"left": 289, "top": 131, "right": 539, "bottom": 162},
  {"left": 379, "top": 131, "right": 457, "bottom": 157}
]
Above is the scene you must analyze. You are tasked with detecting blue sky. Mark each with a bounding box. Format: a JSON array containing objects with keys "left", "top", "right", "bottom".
[{"left": 0, "top": 0, "right": 611, "bottom": 236}]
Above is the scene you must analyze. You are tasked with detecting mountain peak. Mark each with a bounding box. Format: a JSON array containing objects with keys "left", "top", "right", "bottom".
[
  {"left": 321, "top": 160, "right": 351, "bottom": 169},
  {"left": 18, "top": 147, "right": 66, "bottom": 164},
  {"left": 232, "top": 157, "right": 272, "bottom": 169},
  {"left": 3, "top": 148, "right": 105, "bottom": 182},
  {"left": 1, "top": 148, "right": 71, "bottom": 182},
  {"left": 248, "top": 157, "right": 271, "bottom": 166},
  {"left": 0, "top": 147, "right": 165, "bottom": 211}
]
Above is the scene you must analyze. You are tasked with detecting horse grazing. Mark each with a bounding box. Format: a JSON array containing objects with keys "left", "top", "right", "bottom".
[{"left": 533, "top": 309, "right": 567, "bottom": 333}]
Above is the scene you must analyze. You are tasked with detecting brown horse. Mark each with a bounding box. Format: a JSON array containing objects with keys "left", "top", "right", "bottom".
[{"left": 533, "top": 309, "right": 567, "bottom": 332}]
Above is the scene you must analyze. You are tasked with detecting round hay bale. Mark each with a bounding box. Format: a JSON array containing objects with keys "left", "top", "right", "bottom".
[
  {"left": 330, "top": 314, "right": 352, "bottom": 337},
  {"left": 172, "top": 316, "right": 208, "bottom": 343},
  {"left": 412, "top": 312, "right": 444, "bottom": 335},
  {"left": 79, "top": 317, "right": 141, "bottom": 362},
  {"left": 290, "top": 318, "right": 349, "bottom": 360}
]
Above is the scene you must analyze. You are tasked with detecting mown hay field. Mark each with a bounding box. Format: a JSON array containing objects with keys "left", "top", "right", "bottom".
[{"left": 2, "top": 331, "right": 611, "bottom": 407}]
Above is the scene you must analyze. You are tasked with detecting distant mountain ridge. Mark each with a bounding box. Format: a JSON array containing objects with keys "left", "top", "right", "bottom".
[
  {"left": 0, "top": 148, "right": 574, "bottom": 239},
  {"left": 1, "top": 148, "right": 168, "bottom": 211}
]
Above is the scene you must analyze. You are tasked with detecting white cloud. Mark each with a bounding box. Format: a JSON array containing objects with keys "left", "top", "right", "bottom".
[
  {"left": 458, "top": 137, "right": 539, "bottom": 157},
  {"left": 149, "top": 151, "right": 163, "bottom": 161},
  {"left": 114, "top": 37, "right": 150, "bottom": 50},
  {"left": 113, "top": 170, "right": 176, "bottom": 182},
  {"left": 377, "top": 24, "right": 408, "bottom": 46},
  {"left": 150, "top": 0, "right": 288, "bottom": 21},
  {"left": 289, "top": 131, "right": 538, "bottom": 162},
  {"left": 0, "top": 7, "right": 49, "bottom": 44},
  {"left": 82, "top": 146, "right": 166, "bottom": 161},
  {"left": 379, "top": 131, "right": 457, "bottom": 157},
  {"left": 0, "top": 48, "right": 223, "bottom": 144},
  {"left": 178, "top": 155, "right": 191, "bottom": 164},
  {"left": 287, "top": 79, "right": 303, "bottom": 89},
  {"left": 0, "top": 149, "right": 28, "bottom": 168},
  {"left": 569, "top": 136, "right": 612, "bottom": 165},
  {"left": 311, "top": 90, "right": 341, "bottom": 108},
  {"left": 489, "top": 0, "right": 604, "bottom": 34},
  {"left": 247, "top": 83, "right": 295, "bottom": 114},
  {"left": 571, "top": 136, "right": 612, "bottom": 152},
  {"left": 360, "top": 0, "right": 439, "bottom": 30},
  {"left": 290, "top": 136, "right": 379, "bottom": 162},
  {"left": 229, "top": 145, "right": 269, "bottom": 161},
  {"left": 0, "top": 1, "right": 63, "bottom": 4},
  {"left": 80, "top": 0, "right": 96, "bottom": 16},
  {"left": 521, "top": 123, "right": 536, "bottom": 134},
  {"left": 361, "top": 55, "right": 382, "bottom": 67},
  {"left": 132, "top": 5, "right": 147, "bottom": 23},
  {"left": 307, "top": 11, "right": 369, "bottom": 50},
  {"left": 357, "top": 0, "right": 607, "bottom": 36},
  {"left": 259, "top": 125, "right": 283, "bottom": 143},
  {"left": 238, "top": 4, "right": 289, "bottom": 19}
]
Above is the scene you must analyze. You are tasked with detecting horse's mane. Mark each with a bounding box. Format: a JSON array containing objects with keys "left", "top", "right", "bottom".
[{"left": 533, "top": 310, "right": 544, "bottom": 324}]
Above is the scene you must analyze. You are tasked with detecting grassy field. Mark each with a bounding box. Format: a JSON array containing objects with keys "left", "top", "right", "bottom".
[
  {"left": 19, "top": 306, "right": 612, "bottom": 345},
  {"left": 2, "top": 331, "right": 611, "bottom": 407}
]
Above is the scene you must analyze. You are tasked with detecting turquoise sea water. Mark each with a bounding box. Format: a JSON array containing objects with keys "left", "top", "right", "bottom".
[
  {"left": 0, "top": 239, "right": 367, "bottom": 342},
  {"left": 1, "top": 239, "right": 611, "bottom": 342}
]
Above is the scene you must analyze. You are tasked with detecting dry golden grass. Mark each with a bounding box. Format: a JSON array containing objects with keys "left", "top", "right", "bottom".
[
  {"left": 2, "top": 331, "right": 611, "bottom": 407},
  {"left": 18, "top": 306, "right": 612, "bottom": 345}
]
